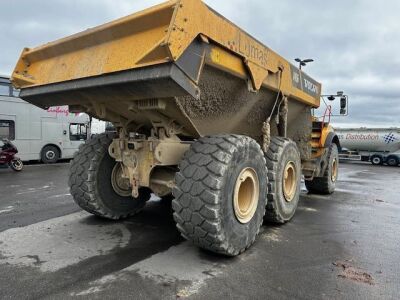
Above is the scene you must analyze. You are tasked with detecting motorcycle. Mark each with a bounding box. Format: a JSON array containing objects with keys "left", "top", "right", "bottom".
[{"left": 0, "top": 139, "right": 23, "bottom": 172}]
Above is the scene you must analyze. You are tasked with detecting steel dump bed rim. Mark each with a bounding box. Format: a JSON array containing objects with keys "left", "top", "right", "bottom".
[{"left": 12, "top": 0, "right": 321, "bottom": 109}]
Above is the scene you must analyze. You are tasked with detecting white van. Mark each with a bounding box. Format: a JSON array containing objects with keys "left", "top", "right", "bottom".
[{"left": 0, "top": 75, "right": 90, "bottom": 163}]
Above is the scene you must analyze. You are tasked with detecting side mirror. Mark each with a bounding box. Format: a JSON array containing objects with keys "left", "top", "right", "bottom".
[
  {"left": 63, "top": 130, "right": 67, "bottom": 135},
  {"left": 340, "top": 97, "right": 347, "bottom": 115},
  {"left": 327, "top": 95, "right": 336, "bottom": 101}
]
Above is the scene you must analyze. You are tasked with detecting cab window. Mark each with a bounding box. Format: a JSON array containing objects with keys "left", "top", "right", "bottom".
[
  {"left": 0, "top": 120, "right": 15, "bottom": 140},
  {"left": 70, "top": 123, "right": 88, "bottom": 141}
]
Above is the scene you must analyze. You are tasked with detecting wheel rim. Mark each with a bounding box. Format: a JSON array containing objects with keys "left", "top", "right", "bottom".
[
  {"left": 46, "top": 150, "right": 56, "bottom": 160},
  {"left": 372, "top": 157, "right": 381, "bottom": 164},
  {"left": 331, "top": 158, "right": 338, "bottom": 182},
  {"left": 283, "top": 161, "right": 297, "bottom": 202},
  {"left": 111, "top": 163, "right": 131, "bottom": 197},
  {"left": 388, "top": 158, "right": 397, "bottom": 166},
  {"left": 12, "top": 160, "right": 23, "bottom": 170},
  {"left": 233, "top": 168, "right": 259, "bottom": 224}
]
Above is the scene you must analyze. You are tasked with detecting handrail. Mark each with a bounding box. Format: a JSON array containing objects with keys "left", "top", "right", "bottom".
[{"left": 321, "top": 105, "right": 332, "bottom": 129}]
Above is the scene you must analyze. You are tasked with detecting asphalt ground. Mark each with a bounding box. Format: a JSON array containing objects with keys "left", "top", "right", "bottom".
[{"left": 0, "top": 162, "right": 399, "bottom": 299}]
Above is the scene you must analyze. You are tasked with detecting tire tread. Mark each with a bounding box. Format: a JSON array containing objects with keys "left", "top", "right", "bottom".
[
  {"left": 264, "top": 137, "right": 299, "bottom": 224},
  {"left": 68, "top": 133, "right": 143, "bottom": 220},
  {"left": 172, "top": 135, "right": 266, "bottom": 256}
]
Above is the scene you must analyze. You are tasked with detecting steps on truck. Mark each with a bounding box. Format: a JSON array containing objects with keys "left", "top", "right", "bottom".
[{"left": 311, "top": 121, "right": 324, "bottom": 149}]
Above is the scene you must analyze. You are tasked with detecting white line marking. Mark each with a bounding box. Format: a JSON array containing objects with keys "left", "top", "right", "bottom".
[
  {"left": 0, "top": 206, "right": 14, "bottom": 214},
  {"left": 16, "top": 185, "right": 52, "bottom": 195},
  {"left": 48, "top": 193, "right": 71, "bottom": 199},
  {"left": 298, "top": 206, "right": 318, "bottom": 212}
]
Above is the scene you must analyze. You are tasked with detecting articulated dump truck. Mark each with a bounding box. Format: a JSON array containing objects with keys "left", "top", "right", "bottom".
[{"left": 12, "top": 0, "right": 341, "bottom": 256}]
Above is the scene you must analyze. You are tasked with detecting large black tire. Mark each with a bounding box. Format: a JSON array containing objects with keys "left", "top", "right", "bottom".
[
  {"left": 305, "top": 144, "right": 339, "bottom": 195},
  {"left": 41, "top": 145, "right": 60, "bottom": 164},
  {"left": 386, "top": 155, "right": 399, "bottom": 167},
  {"left": 371, "top": 154, "right": 384, "bottom": 166},
  {"left": 69, "top": 133, "right": 151, "bottom": 220},
  {"left": 264, "top": 137, "right": 301, "bottom": 224},
  {"left": 172, "top": 135, "right": 267, "bottom": 256}
]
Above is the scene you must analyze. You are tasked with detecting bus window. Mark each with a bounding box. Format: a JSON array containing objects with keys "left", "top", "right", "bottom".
[
  {"left": 70, "top": 123, "right": 88, "bottom": 141},
  {"left": 0, "top": 83, "right": 10, "bottom": 97},
  {"left": 0, "top": 120, "right": 15, "bottom": 140}
]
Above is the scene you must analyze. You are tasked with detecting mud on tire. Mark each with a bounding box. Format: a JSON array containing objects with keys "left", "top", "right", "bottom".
[
  {"left": 305, "top": 144, "right": 339, "bottom": 195},
  {"left": 264, "top": 137, "right": 302, "bottom": 224},
  {"left": 172, "top": 135, "right": 268, "bottom": 256},
  {"left": 69, "top": 133, "right": 150, "bottom": 220}
]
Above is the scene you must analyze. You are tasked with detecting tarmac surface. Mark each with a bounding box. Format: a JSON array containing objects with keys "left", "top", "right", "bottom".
[{"left": 0, "top": 162, "right": 399, "bottom": 299}]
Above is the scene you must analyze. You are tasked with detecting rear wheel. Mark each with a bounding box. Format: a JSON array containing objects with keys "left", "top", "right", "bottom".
[
  {"left": 305, "top": 144, "right": 339, "bottom": 195},
  {"left": 172, "top": 135, "right": 267, "bottom": 256},
  {"left": 41, "top": 145, "right": 60, "bottom": 164},
  {"left": 264, "top": 137, "right": 301, "bottom": 224},
  {"left": 386, "top": 156, "right": 399, "bottom": 167},
  {"left": 69, "top": 133, "right": 151, "bottom": 220}
]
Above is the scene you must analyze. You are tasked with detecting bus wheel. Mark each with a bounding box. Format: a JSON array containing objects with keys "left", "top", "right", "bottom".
[{"left": 41, "top": 145, "right": 60, "bottom": 164}]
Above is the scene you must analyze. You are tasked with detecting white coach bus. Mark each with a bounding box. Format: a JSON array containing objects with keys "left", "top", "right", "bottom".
[{"left": 0, "top": 75, "right": 90, "bottom": 163}]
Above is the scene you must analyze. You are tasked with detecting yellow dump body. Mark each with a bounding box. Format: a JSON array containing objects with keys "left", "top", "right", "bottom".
[{"left": 12, "top": 0, "right": 321, "bottom": 143}]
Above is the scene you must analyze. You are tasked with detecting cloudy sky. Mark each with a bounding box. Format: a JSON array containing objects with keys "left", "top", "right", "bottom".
[{"left": 1, "top": 0, "right": 399, "bottom": 127}]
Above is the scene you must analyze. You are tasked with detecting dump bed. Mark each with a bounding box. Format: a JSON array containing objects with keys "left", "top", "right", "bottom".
[{"left": 11, "top": 0, "right": 321, "bottom": 139}]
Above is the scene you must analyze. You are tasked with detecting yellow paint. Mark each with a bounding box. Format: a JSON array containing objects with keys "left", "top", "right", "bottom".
[
  {"left": 11, "top": 0, "right": 321, "bottom": 108},
  {"left": 320, "top": 125, "right": 333, "bottom": 147},
  {"left": 310, "top": 124, "right": 335, "bottom": 159},
  {"left": 311, "top": 149, "right": 326, "bottom": 159}
]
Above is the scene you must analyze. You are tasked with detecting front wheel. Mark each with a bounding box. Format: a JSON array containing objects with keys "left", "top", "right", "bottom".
[
  {"left": 305, "top": 144, "right": 339, "bottom": 195},
  {"left": 9, "top": 159, "right": 23, "bottom": 172}
]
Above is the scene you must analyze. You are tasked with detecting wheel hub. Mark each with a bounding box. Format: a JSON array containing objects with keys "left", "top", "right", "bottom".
[
  {"left": 111, "top": 163, "right": 132, "bottom": 197},
  {"left": 283, "top": 161, "right": 297, "bottom": 202},
  {"left": 331, "top": 158, "right": 338, "bottom": 182},
  {"left": 11, "top": 160, "right": 23, "bottom": 171},
  {"left": 46, "top": 151, "right": 55, "bottom": 160},
  {"left": 233, "top": 168, "right": 259, "bottom": 224}
]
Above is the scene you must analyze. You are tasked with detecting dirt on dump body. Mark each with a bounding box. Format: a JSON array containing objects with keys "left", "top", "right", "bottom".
[
  {"left": 178, "top": 66, "right": 271, "bottom": 122},
  {"left": 333, "top": 261, "right": 375, "bottom": 285},
  {"left": 176, "top": 65, "right": 312, "bottom": 160}
]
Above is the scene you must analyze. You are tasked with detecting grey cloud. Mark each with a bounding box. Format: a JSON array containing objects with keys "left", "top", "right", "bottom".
[
  {"left": 1, "top": 0, "right": 399, "bottom": 127},
  {"left": 0, "top": 0, "right": 163, "bottom": 74}
]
